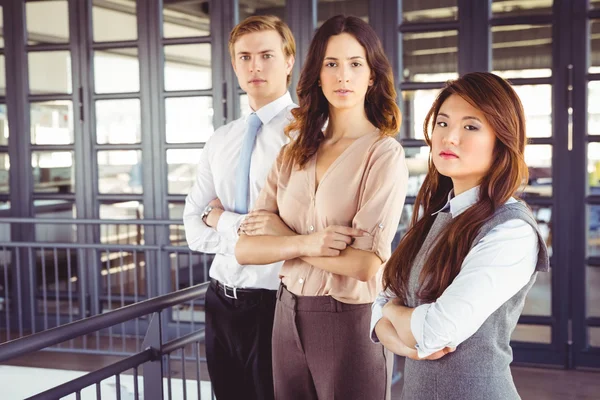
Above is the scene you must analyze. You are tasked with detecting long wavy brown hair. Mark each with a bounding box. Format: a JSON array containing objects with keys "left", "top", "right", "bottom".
[
  {"left": 383, "top": 72, "right": 529, "bottom": 303},
  {"left": 284, "top": 15, "right": 401, "bottom": 168}
]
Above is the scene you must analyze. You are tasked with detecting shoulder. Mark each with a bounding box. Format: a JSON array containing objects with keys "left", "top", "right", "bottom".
[
  {"left": 210, "top": 117, "right": 245, "bottom": 142},
  {"left": 366, "top": 136, "right": 407, "bottom": 174}
]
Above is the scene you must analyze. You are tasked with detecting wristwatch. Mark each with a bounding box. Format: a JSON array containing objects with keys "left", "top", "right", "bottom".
[{"left": 201, "top": 205, "right": 214, "bottom": 224}]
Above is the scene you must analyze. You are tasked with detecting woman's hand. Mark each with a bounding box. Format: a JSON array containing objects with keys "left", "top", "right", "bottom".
[
  {"left": 375, "top": 317, "right": 455, "bottom": 361},
  {"left": 240, "top": 210, "right": 296, "bottom": 237},
  {"left": 300, "top": 225, "right": 366, "bottom": 257}
]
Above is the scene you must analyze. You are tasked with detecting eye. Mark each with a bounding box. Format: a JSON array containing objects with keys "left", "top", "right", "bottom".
[
  {"left": 325, "top": 62, "right": 337, "bottom": 67},
  {"left": 436, "top": 121, "right": 447, "bottom": 128},
  {"left": 240, "top": 55, "right": 250, "bottom": 61},
  {"left": 351, "top": 62, "right": 362, "bottom": 67},
  {"left": 263, "top": 54, "right": 273, "bottom": 59},
  {"left": 464, "top": 124, "right": 479, "bottom": 131}
]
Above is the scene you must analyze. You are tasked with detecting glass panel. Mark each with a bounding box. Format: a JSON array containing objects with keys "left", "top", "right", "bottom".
[
  {"left": 0, "top": 153, "right": 8, "bottom": 194},
  {"left": 170, "top": 252, "right": 211, "bottom": 293},
  {"left": 163, "top": 0, "right": 210, "bottom": 38},
  {"left": 26, "top": 1, "right": 69, "bottom": 44},
  {"left": 589, "top": 206, "right": 600, "bottom": 257},
  {"left": 93, "top": 0, "right": 137, "bottom": 42},
  {"left": 590, "top": 20, "right": 600, "bottom": 73},
  {"left": 401, "top": 88, "right": 441, "bottom": 139},
  {"left": 99, "top": 202, "right": 144, "bottom": 245},
  {"left": 98, "top": 150, "right": 142, "bottom": 194},
  {"left": 492, "top": 0, "right": 552, "bottom": 16},
  {"left": 30, "top": 101, "right": 74, "bottom": 145},
  {"left": 511, "top": 324, "right": 551, "bottom": 344},
  {"left": 492, "top": 25, "right": 552, "bottom": 79},
  {"left": 164, "top": 44, "right": 212, "bottom": 91},
  {"left": 0, "top": 104, "right": 7, "bottom": 146},
  {"left": 531, "top": 205, "right": 553, "bottom": 257},
  {"left": 522, "top": 267, "right": 552, "bottom": 316},
  {"left": 513, "top": 85, "right": 552, "bottom": 138},
  {"left": 166, "top": 97, "right": 213, "bottom": 143},
  {"left": 591, "top": 0, "right": 600, "bottom": 10},
  {"left": 392, "top": 204, "right": 415, "bottom": 249},
  {"left": 32, "top": 151, "right": 74, "bottom": 193},
  {"left": 403, "top": 31, "right": 458, "bottom": 82},
  {"left": 587, "top": 266, "right": 600, "bottom": 317},
  {"left": 590, "top": 328, "right": 600, "bottom": 347},
  {"left": 402, "top": 0, "right": 457, "bottom": 23},
  {"left": 168, "top": 202, "right": 187, "bottom": 246},
  {"left": 239, "top": 0, "right": 286, "bottom": 21},
  {"left": 588, "top": 82, "right": 600, "bottom": 134},
  {"left": 33, "top": 201, "right": 77, "bottom": 242},
  {"left": 523, "top": 144, "right": 552, "bottom": 197},
  {"left": 96, "top": 99, "right": 141, "bottom": 144},
  {"left": 94, "top": 49, "right": 139, "bottom": 94},
  {"left": 166, "top": 149, "right": 202, "bottom": 195},
  {"left": 0, "top": 55, "right": 5, "bottom": 96},
  {"left": 588, "top": 143, "right": 600, "bottom": 193},
  {"left": 404, "top": 146, "right": 429, "bottom": 197},
  {"left": 28, "top": 51, "right": 72, "bottom": 94},
  {"left": 99, "top": 249, "right": 147, "bottom": 299},
  {"left": 318, "top": 0, "right": 369, "bottom": 27}
]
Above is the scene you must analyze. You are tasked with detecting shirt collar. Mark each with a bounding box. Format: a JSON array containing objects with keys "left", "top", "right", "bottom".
[
  {"left": 431, "top": 185, "right": 480, "bottom": 218},
  {"left": 248, "top": 91, "right": 294, "bottom": 125}
]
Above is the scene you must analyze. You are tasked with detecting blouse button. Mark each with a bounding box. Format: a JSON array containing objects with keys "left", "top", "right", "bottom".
[
  {"left": 309, "top": 225, "right": 314, "bottom": 231},
  {"left": 299, "top": 278, "right": 304, "bottom": 284},
  {"left": 378, "top": 223, "right": 384, "bottom": 229}
]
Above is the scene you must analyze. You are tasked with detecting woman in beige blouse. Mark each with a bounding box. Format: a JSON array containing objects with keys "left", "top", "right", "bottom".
[{"left": 235, "top": 15, "right": 408, "bottom": 400}]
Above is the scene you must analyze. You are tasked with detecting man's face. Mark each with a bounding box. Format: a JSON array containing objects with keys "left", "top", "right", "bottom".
[{"left": 232, "top": 30, "right": 294, "bottom": 110}]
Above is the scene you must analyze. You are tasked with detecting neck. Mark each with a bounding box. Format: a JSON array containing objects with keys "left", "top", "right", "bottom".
[
  {"left": 451, "top": 179, "right": 479, "bottom": 196},
  {"left": 249, "top": 89, "right": 287, "bottom": 112},
  {"left": 325, "top": 104, "right": 376, "bottom": 141}
]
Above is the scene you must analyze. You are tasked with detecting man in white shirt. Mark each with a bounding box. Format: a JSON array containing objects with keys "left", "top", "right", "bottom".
[{"left": 183, "top": 15, "right": 295, "bottom": 400}]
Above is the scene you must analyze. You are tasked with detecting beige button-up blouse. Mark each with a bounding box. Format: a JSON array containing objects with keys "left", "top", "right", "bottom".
[{"left": 254, "top": 131, "right": 409, "bottom": 304}]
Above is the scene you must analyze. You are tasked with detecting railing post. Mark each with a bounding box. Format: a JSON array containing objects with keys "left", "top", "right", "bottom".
[{"left": 142, "top": 312, "right": 164, "bottom": 400}]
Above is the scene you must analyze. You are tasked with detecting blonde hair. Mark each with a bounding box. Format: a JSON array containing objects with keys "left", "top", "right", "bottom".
[{"left": 228, "top": 15, "right": 296, "bottom": 85}]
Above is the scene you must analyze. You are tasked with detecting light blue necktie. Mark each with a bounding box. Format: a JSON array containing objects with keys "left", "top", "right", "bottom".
[{"left": 235, "top": 113, "right": 262, "bottom": 214}]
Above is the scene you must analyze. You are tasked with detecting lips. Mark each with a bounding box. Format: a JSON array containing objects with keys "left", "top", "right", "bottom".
[
  {"left": 248, "top": 79, "right": 266, "bottom": 84},
  {"left": 439, "top": 150, "right": 459, "bottom": 159},
  {"left": 335, "top": 89, "right": 352, "bottom": 93}
]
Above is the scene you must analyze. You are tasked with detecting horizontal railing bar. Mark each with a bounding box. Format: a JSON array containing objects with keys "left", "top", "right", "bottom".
[
  {"left": 162, "top": 329, "right": 205, "bottom": 355},
  {"left": 0, "top": 217, "right": 183, "bottom": 225},
  {"left": 0, "top": 242, "right": 162, "bottom": 251},
  {"left": 26, "top": 349, "right": 154, "bottom": 400},
  {"left": 0, "top": 282, "right": 209, "bottom": 363}
]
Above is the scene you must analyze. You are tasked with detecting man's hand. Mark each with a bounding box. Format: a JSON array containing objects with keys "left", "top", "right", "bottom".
[
  {"left": 205, "top": 198, "right": 224, "bottom": 228},
  {"left": 240, "top": 210, "right": 296, "bottom": 237}
]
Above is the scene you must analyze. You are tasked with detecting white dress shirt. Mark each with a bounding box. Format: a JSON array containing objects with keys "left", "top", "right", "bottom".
[
  {"left": 183, "top": 92, "right": 296, "bottom": 290},
  {"left": 370, "top": 186, "right": 539, "bottom": 358}
]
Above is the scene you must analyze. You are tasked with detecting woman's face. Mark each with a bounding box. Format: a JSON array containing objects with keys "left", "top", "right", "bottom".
[
  {"left": 319, "top": 33, "right": 373, "bottom": 113},
  {"left": 431, "top": 94, "right": 497, "bottom": 194}
]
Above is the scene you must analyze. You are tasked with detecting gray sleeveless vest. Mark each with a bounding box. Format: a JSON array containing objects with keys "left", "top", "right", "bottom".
[{"left": 400, "top": 201, "right": 549, "bottom": 400}]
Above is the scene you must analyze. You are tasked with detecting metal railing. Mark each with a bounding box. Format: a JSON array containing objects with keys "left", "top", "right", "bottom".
[
  {"left": 0, "top": 217, "right": 212, "bottom": 355},
  {"left": 0, "top": 281, "right": 212, "bottom": 400}
]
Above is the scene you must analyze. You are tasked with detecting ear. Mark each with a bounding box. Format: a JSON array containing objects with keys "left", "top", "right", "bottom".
[
  {"left": 286, "top": 55, "right": 295, "bottom": 75},
  {"left": 369, "top": 77, "right": 374, "bottom": 86}
]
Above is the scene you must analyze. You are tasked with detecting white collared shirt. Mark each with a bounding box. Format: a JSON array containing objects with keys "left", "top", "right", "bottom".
[
  {"left": 183, "top": 92, "right": 296, "bottom": 290},
  {"left": 370, "top": 186, "right": 539, "bottom": 358}
]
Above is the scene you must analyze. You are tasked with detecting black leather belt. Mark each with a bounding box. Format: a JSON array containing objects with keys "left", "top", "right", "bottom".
[{"left": 210, "top": 278, "right": 272, "bottom": 300}]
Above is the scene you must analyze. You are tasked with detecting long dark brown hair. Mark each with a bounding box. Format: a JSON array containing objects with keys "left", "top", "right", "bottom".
[
  {"left": 383, "top": 72, "right": 528, "bottom": 303},
  {"left": 284, "top": 15, "right": 401, "bottom": 168}
]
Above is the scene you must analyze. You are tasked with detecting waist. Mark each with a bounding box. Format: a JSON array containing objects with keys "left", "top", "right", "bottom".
[
  {"left": 209, "top": 255, "right": 282, "bottom": 290},
  {"left": 210, "top": 278, "right": 276, "bottom": 301},
  {"left": 276, "top": 284, "right": 371, "bottom": 312}
]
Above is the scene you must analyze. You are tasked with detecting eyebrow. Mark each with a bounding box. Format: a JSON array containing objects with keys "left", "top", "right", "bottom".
[
  {"left": 323, "top": 56, "right": 366, "bottom": 61},
  {"left": 437, "top": 112, "right": 482, "bottom": 123},
  {"left": 236, "top": 49, "right": 276, "bottom": 56}
]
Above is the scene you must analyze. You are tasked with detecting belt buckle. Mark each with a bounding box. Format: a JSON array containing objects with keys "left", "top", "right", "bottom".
[{"left": 223, "top": 283, "right": 238, "bottom": 299}]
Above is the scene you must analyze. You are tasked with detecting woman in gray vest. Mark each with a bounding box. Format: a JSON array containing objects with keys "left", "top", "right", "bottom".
[{"left": 370, "top": 72, "right": 550, "bottom": 400}]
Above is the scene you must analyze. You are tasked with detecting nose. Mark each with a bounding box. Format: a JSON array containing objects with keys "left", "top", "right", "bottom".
[
  {"left": 250, "top": 57, "right": 262, "bottom": 72},
  {"left": 337, "top": 65, "right": 350, "bottom": 83},
  {"left": 441, "top": 124, "right": 460, "bottom": 146}
]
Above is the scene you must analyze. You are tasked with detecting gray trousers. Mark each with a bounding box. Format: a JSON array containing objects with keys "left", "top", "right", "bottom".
[{"left": 272, "top": 284, "right": 393, "bottom": 400}]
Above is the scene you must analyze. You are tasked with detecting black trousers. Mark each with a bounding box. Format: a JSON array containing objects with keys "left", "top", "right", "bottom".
[{"left": 205, "top": 279, "right": 277, "bottom": 400}]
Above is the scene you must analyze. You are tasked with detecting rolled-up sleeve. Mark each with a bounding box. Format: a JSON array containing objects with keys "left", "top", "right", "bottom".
[
  {"left": 370, "top": 290, "right": 395, "bottom": 342},
  {"left": 409, "top": 219, "right": 539, "bottom": 358},
  {"left": 350, "top": 144, "right": 409, "bottom": 263}
]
